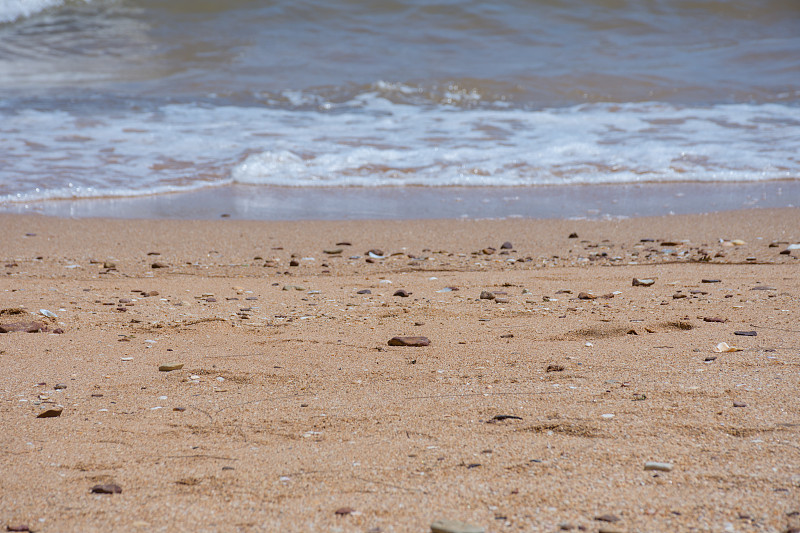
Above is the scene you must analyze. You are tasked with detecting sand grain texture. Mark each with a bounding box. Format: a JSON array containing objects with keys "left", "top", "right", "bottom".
[{"left": 1, "top": 210, "right": 799, "bottom": 532}]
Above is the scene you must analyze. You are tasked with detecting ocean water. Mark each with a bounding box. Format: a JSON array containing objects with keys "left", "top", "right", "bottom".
[{"left": 0, "top": 0, "right": 798, "bottom": 217}]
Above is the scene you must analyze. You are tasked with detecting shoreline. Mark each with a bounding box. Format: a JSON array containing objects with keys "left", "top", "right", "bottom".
[
  {"left": 1, "top": 180, "right": 797, "bottom": 220},
  {"left": 1, "top": 209, "right": 798, "bottom": 532}
]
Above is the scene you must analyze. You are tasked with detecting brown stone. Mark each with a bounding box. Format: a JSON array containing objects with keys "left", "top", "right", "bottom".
[
  {"left": 151, "top": 261, "right": 168, "bottom": 269},
  {"left": 388, "top": 336, "right": 430, "bottom": 347},
  {"left": 0, "top": 321, "right": 46, "bottom": 333},
  {"left": 90, "top": 483, "right": 122, "bottom": 494},
  {"left": 393, "top": 289, "right": 411, "bottom": 297},
  {"left": 577, "top": 292, "right": 596, "bottom": 300},
  {"left": 36, "top": 408, "right": 63, "bottom": 418}
]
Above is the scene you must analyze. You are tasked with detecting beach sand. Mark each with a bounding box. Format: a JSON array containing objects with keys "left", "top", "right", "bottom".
[{"left": 1, "top": 209, "right": 799, "bottom": 533}]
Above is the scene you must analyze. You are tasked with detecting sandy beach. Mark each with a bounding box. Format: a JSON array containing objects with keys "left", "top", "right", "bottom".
[{"left": 1, "top": 208, "right": 799, "bottom": 533}]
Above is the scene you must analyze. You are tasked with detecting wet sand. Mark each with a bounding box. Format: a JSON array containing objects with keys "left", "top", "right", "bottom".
[{"left": 1, "top": 209, "right": 799, "bottom": 533}]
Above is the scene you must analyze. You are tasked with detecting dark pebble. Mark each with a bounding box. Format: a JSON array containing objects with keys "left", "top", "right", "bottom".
[
  {"left": 289, "top": 260, "right": 299, "bottom": 267},
  {"left": 90, "top": 483, "right": 122, "bottom": 494},
  {"left": 357, "top": 289, "right": 372, "bottom": 294},
  {"left": 500, "top": 241, "right": 513, "bottom": 249},
  {"left": 577, "top": 292, "right": 596, "bottom": 300},
  {"left": 334, "top": 507, "right": 355, "bottom": 516},
  {"left": 54, "top": 383, "right": 67, "bottom": 390},
  {"left": 36, "top": 408, "right": 63, "bottom": 418},
  {"left": 703, "top": 317, "right": 726, "bottom": 323},
  {"left": 388, "top": 336, "right": 430, "bottom": 347},
  {"left": 151, "top": 261, "right": 168, "bottom": 269},
  {"left": 393, "top": 289, "right": 411, "bottom": 297},
  {"left": 6, "top": 525, "right": 30, "bottom": 532},
  {"left": 546, "top": 364, "right": 565, "bottom": 372},
  {"left": 568, "top": 232, "right": 579, "bottom": 238},
  {"left": 499, "top": 333, "right": 513, "bottom": 338},
  {"left": 733, "top": 401, "right": 747, "bottom": 408},
  {"left": 734, "top": 331, "right": 757, "bottom": 336},
  {"left": 701, "top": 279, "right": 721, "bottom": 283},
  {"left": 479, "top": 291, "right": 495, "bottom": 300}
]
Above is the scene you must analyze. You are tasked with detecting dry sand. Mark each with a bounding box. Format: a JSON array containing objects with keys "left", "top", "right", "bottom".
[{"left": 1, "top": 209, "right": 799, "bottom": 533}]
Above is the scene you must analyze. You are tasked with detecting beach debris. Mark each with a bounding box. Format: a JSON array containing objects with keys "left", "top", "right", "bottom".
[
  {"left": 0, "top": 321, "right": 46, "bottom": 333},
  {"left": 367, "top": 250, "right": 385, "bottom": 259},
  {"left": 39, "top": 309, "right": 58, "bottom": 319},
  {"left": 714, "top": 342, "right": 742, "bottom": 353},
  {"left": 393, "top": 289, "right": 411, "bottom": 297},
  {"left": 734, "top": 331, "right": 757, "bottom": 336},
  {"left": 36, "top": 407, "right": 63, "bottom": 418},
  {"left": 488, "top": 415, "right": 523, "bottom": 422},
  {"left": 546, "top": 364, "right": 565, "bottom": 372},
  {"left": 158, "top": 362, "right": 184, "bottom": 372},
  {"left": 632, "top": 393, "right": 647, "bottom": 401},
  {"left": 701, "top": 279, "right": 721, "bottom": 283},
  {"left": 644, "top": 461, "right": 673, "bottom": 472},
  {"left": 90, "top": 483, "right": 122, "bottom": 494},
  {"left": 430, "top": 518, "right": 486, "bottom": 533},
  {"left": 282, "top": 285, "right": 306, "bottom": 291},
  {"left": 323, "top": 248, "right": 343, "bottom": 255},
  {"left": 733, "top": 401, "right": 747, "bottom": 407},
  {"left": 479, "top": 291, "right": 495, "bottom": 300},
  {"left": 632, "top": 278, "right": 655, "bottom": 286},
  {"left": 703, "top": 317, "right": 727, "bottom": 323},
  {"left": 334, "top": 507, "right": 355, "bottom": 516},
  {"left": 500, "top": 241, "right": 513, "bottom": 249},
  {"left": 54, "top": 383, "right": 67, "bottom": 390},
  {"left": 151, "top": 261, "right": 169, "bottom": 269},
  {"left": 577, "top": 292, "right": 596, "bottom": 300},
  {"left": 388, "top": 336, "right": 430, "bottom": 347}
]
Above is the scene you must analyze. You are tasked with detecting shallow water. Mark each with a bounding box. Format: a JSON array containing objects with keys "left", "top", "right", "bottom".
[{"left": 0, "top": 0, "right": 798, "bottom": 213}]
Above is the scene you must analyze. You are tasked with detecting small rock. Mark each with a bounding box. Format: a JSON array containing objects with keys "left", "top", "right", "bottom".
[
  {"left": 568, "top": 232, "right": 578, "bottom": 238},
  {"left": 632, "top": 393, "right": 647, "bottom": 401},
  {"left": 393, "top": 289, "right": 411, "bottom": 297},
  {"left": 500, "top": 241, "right": 513, "bottom": 249},
  {"left": 703, "top": 317, "right": 726, "bottom": 323},
  {"left": 430, "top": 518, "right": 485, "bottom": 533},
  {"left": 36, "top": 408, "right": 63, "bottom": 418},
  {"left": 751, "top": 285, "right": 777, "bottom": 291},
  {"left": 482, "top": 247, "right": 496, "bottom": 255},
  {"left": 701, "top": 279, "right": 721, "bottom": 283},
  {"left": 90, "top": 483, "right": 122, "bottom": 494},
  {"left": 151, "top": 261, "right": 168, "bottom": 269},
  {"left": 0, "top": 321, "right": 46, "bottom": 333},
  {"left": 577, "top": 292, "right": 596, "bottom": 300},
  {"left": 672, "top": 293, "right": 687, "bottom": 299},
  {"left": 323, "top": 248, "right": 343, "bottom": 255},
  {"left": 546, "top": 364, "right": 565, "bottom": 372},
  {"left": 494, "top": 297, "right": 509, "bottom": 304},
  {"left": 158, "top": 362, "right": 184, "bottom": 372},
  {"left": 479, "top": 291, "right": 495, "bottom": 300},
  {"left": 289, "top": 260, "right": 300, "bottom": 267},
  {"left": 644, "top": 461, "right": 673, "bottom": 472},
  {"left": 388, "top": 336, "right": 430, "bottom": 347},
  {"left": 595, "top": 514, "right": 620, "bottom": 523},
  {"left": 282, "top": 285, "right": 306, "bottom": 291},
  {"left": 632, "top": 278, "right": 655, "bottom": 286},
  {"left": 734, "top": 331, "right": 757, "bottom": 336},
  {"left": 6, "top": 525, "right": 30, "bottom": 532},
  {"left": 54, "top": 383, "right": 67, "bottom": 390},
  {"left": 357, "top": 289, "right": 372, "bottom": 294},
  {"left": 733, "top": 401, "right": 747, "bottom": 408},
  {"left": 334, "top": 507, "right": 355, "bottom": 516}
]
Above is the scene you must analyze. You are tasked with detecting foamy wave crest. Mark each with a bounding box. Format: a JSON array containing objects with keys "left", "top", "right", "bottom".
[
  {"left": 1, "top": 94, "right": 799, "bottom": 204},
  {"left": 0, "top": 0, "right": 85, "bottom": 23}
]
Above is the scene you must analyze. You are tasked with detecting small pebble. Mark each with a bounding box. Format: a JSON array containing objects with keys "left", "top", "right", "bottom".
[
  {"left": 334, "top": 507, "right": 355, "bottom": 516},
  {"left": 90, "top": 483, "right": 122, "bottom": 494},
  {"left": 644, "top": 461, "right": 673, "bottom": 472},
  {"left": 632, "top": 278, "right": 655, "bottom": 286},
  {"left": 36, "top": 408, "right": 63, "bottom": 418},
  {"left": 158, "top": 362, "right": 184, "bottom": 372},
  {"left": 577, "top": 292, "right": 596, "bottom": 300},
  {"left": 733, "top": 401, "right": 747, "bottom": 408},
  {"left": 479, "top": 291, "right": 495, "bottom": 300},
  {"left": 388, "top": 336, "right": 430, "bottom": 347},
  {"left": 595, "top": 514, "right": 620, "bottom": 523},
  {"left": 734, "top": 331, "right": 757, "bottom": 336},
  {"left": 393, "top": 289, "right": 411, "bottom": 297},
  {"left": 151, "top": 261, "right": 168, "bottom": 269},
  {"left": 430, "top": 519, "right": 486, "bottom": 533}
]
